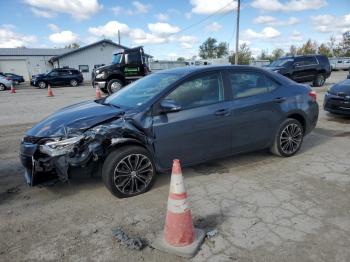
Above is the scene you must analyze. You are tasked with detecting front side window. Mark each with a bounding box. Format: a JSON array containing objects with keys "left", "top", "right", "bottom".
[
  {"left": 165, "top": 72, "right": 224, "bottom": 110},
  {"left": 229, "top": 71, "right": 279, "bottom": 99}
]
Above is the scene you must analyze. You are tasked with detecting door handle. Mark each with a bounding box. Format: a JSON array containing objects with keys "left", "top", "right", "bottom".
[
  {"left": 273, "top": 97, "right": 286, "bottom": 103},
  {"left": 214, "top": 109, "right": 230, "bottom": 116}
]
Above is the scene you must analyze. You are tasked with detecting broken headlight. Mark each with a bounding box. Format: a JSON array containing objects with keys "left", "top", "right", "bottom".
[{"left": 39, "top": 136, "right": 84, "bottom": 157}]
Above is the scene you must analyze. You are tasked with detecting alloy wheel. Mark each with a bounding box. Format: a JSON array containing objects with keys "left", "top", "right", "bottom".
[
  {"left": 113, "top": 154, "right": 154, "bottom": 196},
  {"left": 38, "top": 81, "right": 46, "bottom": 88},
  {"left": 71, "top": 80, "right": 78, "bottom": 87},
  {"left": 316, "top": 75, "right": 325, "bottom": 86},
  {"left": 0, "top": 84, "right": 5, "bottom": 91},
  {"left": 279, "top": 123, "right": 303, "bottom": 155},
  {"left": 110, "top": 81, "right": 122, "bottom": 93}
]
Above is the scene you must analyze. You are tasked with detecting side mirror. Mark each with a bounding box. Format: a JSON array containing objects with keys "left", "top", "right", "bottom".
[
  {"left": 124, "top": 54, "right": 129, "bottom": 65},
  {"left": 160, "top": 99, "right": 181, "bottom": 113}
]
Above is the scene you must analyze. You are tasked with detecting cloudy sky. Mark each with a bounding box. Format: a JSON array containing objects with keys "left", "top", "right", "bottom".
[{"left": 0, "top": 0, "right": 349, "bottom": 59}]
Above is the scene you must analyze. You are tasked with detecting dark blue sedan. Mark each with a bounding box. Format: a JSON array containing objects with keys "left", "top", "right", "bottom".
[
  {"left": 20, "top": 66, "right": 319, "bottom": 198},
  {"left": 324, "top": 79, "right": 350, "bottom": 115}
]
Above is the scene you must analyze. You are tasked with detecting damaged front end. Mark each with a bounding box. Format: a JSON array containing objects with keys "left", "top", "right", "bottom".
[{"left": 20, "top": 112, "right": 153, "bottom": 186}]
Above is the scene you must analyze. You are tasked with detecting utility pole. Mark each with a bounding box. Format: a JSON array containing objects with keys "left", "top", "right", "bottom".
[
  {"left": 234, "top": 0, "right": 240, "bottom": 65},
  {"left": 118, "top": 30, "right": 121, "bottom": 45}
]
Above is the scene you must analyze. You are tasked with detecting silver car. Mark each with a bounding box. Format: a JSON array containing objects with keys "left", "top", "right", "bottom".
[{"left": 0, "top": 75, "right": 13, "bottom": 91}]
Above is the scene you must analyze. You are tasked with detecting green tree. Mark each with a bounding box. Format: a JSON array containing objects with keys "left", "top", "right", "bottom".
[
  {"left": 318, "top": 43, "right": 332, "bottom": 57},
  {"left": 288, "top": 45, "right": 297, "bottom": 56},
  {"left": 339, "top": 31, "right": 350, "bottom": 56},
  {"left": 65, "top": 43, "right": 80, "bottom": 49},
  {"left": 258, "top": 49, "right": 270, "bottom": 60},
  {"left": 198, "top": 38, "right": 229, "bottom": 59},
  {"left": 297, "top": 39, "right": 317, "bottom": 55},
  {"left": 271, "top": 48, "right": 284, "bottom": 60},
  {"left": 176, "top": 57, "right": 186, "bottom": 62},
  {"left": 229, "top": 43, "right": 252, "bottom": 65},
  {"left": 216, "top": 42, "right": 229, "bottom": 58}
]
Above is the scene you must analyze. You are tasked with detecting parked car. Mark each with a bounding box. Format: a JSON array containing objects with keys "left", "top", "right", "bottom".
[
  {"left": 0, "top": 75, "right": 13, "bottom": 91},
  {"left": 266, "top": 55, "right": 331, "bottom": 87},
  {"left": 329, "top": 58, "right": 350, "bottom": 71},
  {"left": 20, "top": 66, "right": 318, "bottom": 198},
  {"left": 324, "top": 79, "right": 350, "bottom": 115},
  {"left": 2, "top": 73, "right": 25, "bottom": 84},
  {"left": 30, "top": 68, "right": 83, "bottom": 88}
]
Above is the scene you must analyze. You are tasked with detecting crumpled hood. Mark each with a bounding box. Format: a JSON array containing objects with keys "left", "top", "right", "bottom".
[
  {"left": 26, "top": 100, "right": 124, "bottom": 137},
  {"left": 330, "top": 79, "right": 350, "bottom": 95}
]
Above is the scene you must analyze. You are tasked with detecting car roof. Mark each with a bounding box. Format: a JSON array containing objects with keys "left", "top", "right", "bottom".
[{"left": 155, "top": 65, "right": 264, "bottom": 75}]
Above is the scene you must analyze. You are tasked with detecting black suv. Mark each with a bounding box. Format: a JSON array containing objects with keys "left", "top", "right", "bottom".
[
  {"left": 266, "top": 55, "right": 331, "bottom": 87},
  {"left": 31, "top": 68, "right": 83, "bottom": 88}
]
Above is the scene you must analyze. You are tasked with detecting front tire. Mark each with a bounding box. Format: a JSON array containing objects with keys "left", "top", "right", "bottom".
[
  {"left": 270, "top": 118, "right": 304, "bottom": 157},
  {"left": 38, "top": 81, "right": 47, "bottom": 89},
  {"left": 107, "top": 79, "right": 124, "bottom": 94},
  {"left": 70, "top": 79, "right": 78, "bottom": 87},
  {"left": 102, "top": 146, "right": 156, "bottom": 198},
  {"left": 0, "top": 84, "right": 5, "bottom": 91}
]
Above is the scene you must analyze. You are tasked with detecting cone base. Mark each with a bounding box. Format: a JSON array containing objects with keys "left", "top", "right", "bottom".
[{"left": 151, "top": 228, "right": 205, "bottom": 258}]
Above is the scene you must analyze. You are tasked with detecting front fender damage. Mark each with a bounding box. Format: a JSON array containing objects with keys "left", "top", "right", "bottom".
[{"left": 31, "top": 113, "right": 154, "bottom": 185}]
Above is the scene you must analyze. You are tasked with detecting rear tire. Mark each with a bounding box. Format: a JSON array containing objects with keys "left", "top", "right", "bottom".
[
  {"left": 313, "top": 74, "right": 325, "bottom": 87},
  {"left": 107, "top": 79, "right": 124, "bottom": 94},
  {"left": 102, "top": 146, "right": 156, "bottom": 198},
  {"left": 0, "top": 84, "right": 6, "bottom": 91},
  {"left": 270, "top": 118, "right": 304, "bottom": 157}
]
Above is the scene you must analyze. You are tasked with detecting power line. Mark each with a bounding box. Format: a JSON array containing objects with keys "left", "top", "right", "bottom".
[{"left": 168, "top": 0, "right": 236, "bottom": 37}]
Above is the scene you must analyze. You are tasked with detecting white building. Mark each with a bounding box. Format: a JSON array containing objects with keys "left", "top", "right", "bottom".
[{"left": 0, "top": 40, "right": 130, "bottom": 81}]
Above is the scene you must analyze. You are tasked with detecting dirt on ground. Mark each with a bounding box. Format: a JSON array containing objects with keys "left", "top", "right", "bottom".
[{"left": 1, "top": 72, "right": 350, "bottom": 262}]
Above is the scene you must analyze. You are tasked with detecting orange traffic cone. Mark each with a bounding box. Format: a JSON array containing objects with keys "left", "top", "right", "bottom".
[
  {"left": 95, "top": 85, "right": 102, "bottom": 99},
  {"left": 47, "top": 84, "right": 54, "bottom": 97},
  {"left": 10, "top": 84, "right": 16, "bottom": 93},
  {"left": 152, "top": 159, "right": 205, "bottom": 258}
]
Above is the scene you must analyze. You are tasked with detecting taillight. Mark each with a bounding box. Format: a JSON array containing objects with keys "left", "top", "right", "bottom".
[{"left": 309, "top": 90, "right": 317, "bottom": 101}]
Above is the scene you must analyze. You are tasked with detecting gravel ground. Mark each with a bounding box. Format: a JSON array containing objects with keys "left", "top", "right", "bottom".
[{"left": 0, "top": 71, "right": 349, "bottom": 262}]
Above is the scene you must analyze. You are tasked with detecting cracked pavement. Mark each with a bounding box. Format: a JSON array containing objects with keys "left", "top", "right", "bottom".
[{"left": 1, "top": 72, "right": 350, "bottom": 261}]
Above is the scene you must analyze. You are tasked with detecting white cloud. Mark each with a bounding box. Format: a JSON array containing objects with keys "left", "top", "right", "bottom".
[
  {"left": 205, "top": 22, "right": 222, "bottom": 32},
  {"left": 132, "top": 1, "right": 150, "bottom": 13},
  {"left": 289, "top": 30, "right": 303, "bottom": 41},
  {"left": 251, "top": 0, "right": 327, "bottom": 12},
  {"left": 185, "top": 12, "right": 192, "bottom": 19},
  {"left": 190, "top": 0, "right": 237, "bottom": 14},
  {"left": 181, "top": 42, "right": 193, "bottom": 49},
  {"left": 112, "top": 1, "right": 150, "bottom": 16},
  {"left": 155, "top": 13, "right": 169, "bottom": 21},
  {"left": 0, "top": 25, "right": 37, "bottom": 47},
  {"left": 47, "top": 23, "right": 59, "bottom": 32},
  {"left": 130, "top": 28, "right": 167, "bottom": 44},
  {"left": 311, "top": 13, "right": 350, "bottom": 33},
  {"left": 254, "top": 16, "right": 299, "bottom": 26},
  {"left": 30, "top": 7, "right": 55, "bottom": 18},
  {"left": 88, "top": 21, "right": 130, "bottom": 38},
  {"left": 24, "top": 0, "right": 102, "bottom": 20},
  {"left": 49, "top": 30, "right": 78, "bottom": 44},
  {"left": 243, "top": 27, "right": 281, "bottom": 39},
  {"left": 148, "top": 23, "right": 180, "bottom": 35}
]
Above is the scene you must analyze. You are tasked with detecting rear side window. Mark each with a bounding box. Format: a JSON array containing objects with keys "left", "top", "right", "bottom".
[
  {"left": 166, "top": 72, "right": 224, "bottom": 110},
  {"left": 229, "top": 71, "right": 279, "bottom": 99}
]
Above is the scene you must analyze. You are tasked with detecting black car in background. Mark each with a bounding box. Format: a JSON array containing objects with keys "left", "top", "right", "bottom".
[
  {"left": 20, "top": 65, "right": 318, "bottom": 198},
  {"left": 31, "top": 68, "right": 83, "bottom": 88},
  {"left": 0, "top": 73, "right": 25, "bottom": 84},
  {"left": 266, "top": 55, "right": 331, "bottom": 87},
  {"left": 324, "top": 79, "right": 350, "bottom": 115}
]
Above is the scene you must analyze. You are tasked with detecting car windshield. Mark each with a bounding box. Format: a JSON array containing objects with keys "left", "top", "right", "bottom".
[
  {"left": 104, "top": 73, "right": 182, "bottom": 108},
  {"left": 269, "top": 58, "right": 294, "bottom": 67},
  {"left": 112, "top": 53, "right": 123, "bottom": 64}
]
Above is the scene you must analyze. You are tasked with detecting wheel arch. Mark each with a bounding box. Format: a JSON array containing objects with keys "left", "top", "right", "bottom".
[
  {"left": 286, "top": 113, "right": 306, "bottom": 132},
  {"left": 107, "top": 74, "right": 125, "bottom": 84}
]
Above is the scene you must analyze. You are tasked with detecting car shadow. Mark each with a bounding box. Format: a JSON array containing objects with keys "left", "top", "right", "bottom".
[{"left": 325, "top": 112, "right": 350, "bottom": 124}]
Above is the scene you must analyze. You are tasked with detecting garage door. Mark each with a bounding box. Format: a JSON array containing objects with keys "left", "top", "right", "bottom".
[{"left": 0, "top": 59, "right": 30, "bottom": 81}]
